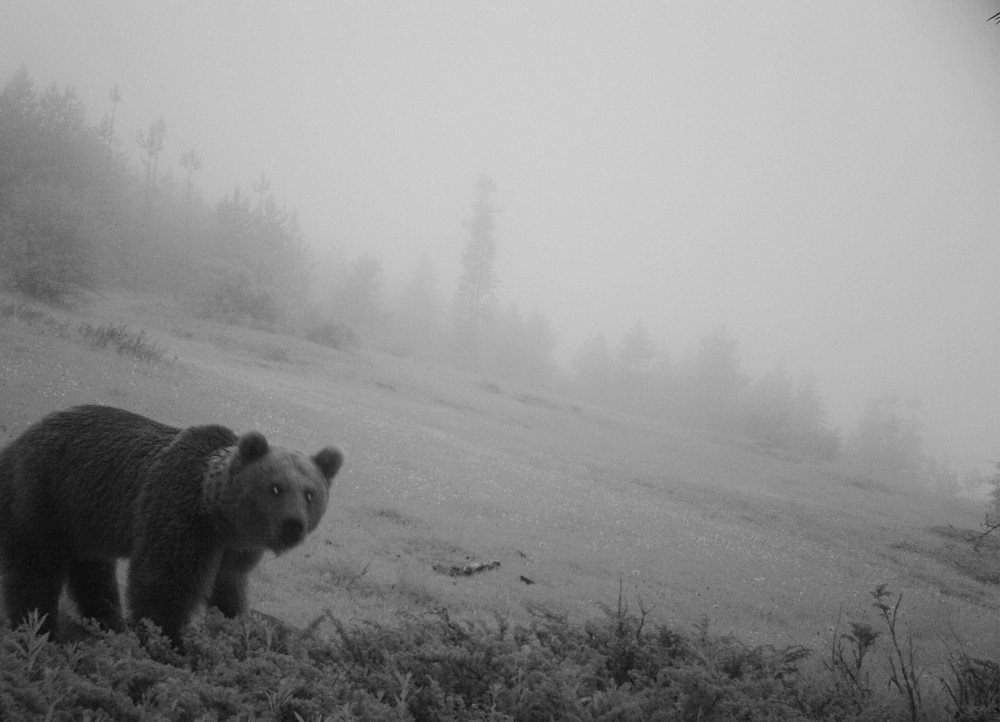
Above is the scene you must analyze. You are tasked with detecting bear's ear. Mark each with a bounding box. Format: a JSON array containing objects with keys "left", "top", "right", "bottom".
[
  {"left": 237, "top": 431, "right": 269, "bottom": 462},
  {"left": 313, "top": 447, "right": 343, "bottom": 482}
]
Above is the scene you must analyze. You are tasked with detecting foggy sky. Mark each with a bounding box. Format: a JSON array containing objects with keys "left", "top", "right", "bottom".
[{"left": 2, "top": 1, "right": 999, "bottom": 475}]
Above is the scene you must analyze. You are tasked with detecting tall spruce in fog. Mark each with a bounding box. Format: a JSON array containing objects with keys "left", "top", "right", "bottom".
[
  {"left": 96, "top": 83, "right": 121, "bottom": 153},
  {"left": 743, "top": 364, "right": 839, "bottom": 459},
  {"left": 401, "top": 254, "right": 442, "bottom": 322},
  {"left": 852, "top": 394, "right": 926, "bottom": 486},
  {"left": 252, "top": 171, "right": 271, "bottom": 213},
  {"left": 694, "top": 327, "right": 744, "bottom": 398},
  {"left": 791, "top": 372, "right": 826, "bottom": 436},
  {"left": 337, "top": 253, "right": 383, "bottom": 328},
  {"left": 521, "top": 309, "right": 558, "bottom": 382},
  {"left": 180, "top": 148, "right": 201, "bottom": 227},
  {"left": 0, "top": 68, "right": 120, "bottom": 296},
  {"left": 0, "top": 67, "right": 38, "bottom": 200},
  {"left": 746, "top": 361, "right": 794, "bottom": 445},
  {"left": 394, "top": 253, "right": 445, "bottom": 358},
  {"left": 0, "top": 66, "right": 316, "bottom": 308},
  {"left": 0, "top": 67, "right": 39, "bottom": 247},
  {"left": 680, "top": 326, "right": 747, "bottom": 427},
  {"left": 136, "top": 117, "right": 166, "bottom": 211},
  {"left": 574, "top": 332, "right": 614, "bottom": 383},
  {"left": 488, "top": 305, "right": 558, "bottom": 385},
  {"left": 455, "top": 173, "right": 499, "bottom": 370},
  {"left": 617, "top": 321, "right": 656, "bottom": 370},
  {"left": 206, "top": 183, "right": 310, "bottom": 325}
]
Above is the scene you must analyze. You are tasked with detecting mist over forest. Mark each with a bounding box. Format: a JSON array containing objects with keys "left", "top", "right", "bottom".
[{"left": 1, "top": 1, "right": 998, "bottom": 492}]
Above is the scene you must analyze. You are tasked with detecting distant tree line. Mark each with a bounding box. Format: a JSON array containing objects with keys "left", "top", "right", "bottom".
[
  {"left": 0, "top": 66, "right": 558, "bottom": 374},
  {"left": 0, "top": 65, "right": 968, "bottom": 492},
  {"left": 571, "top": 320, "right": 964, "bottom": 490},
  {"left": 0, "top": 66, "right": 311, "bottom": 327}
]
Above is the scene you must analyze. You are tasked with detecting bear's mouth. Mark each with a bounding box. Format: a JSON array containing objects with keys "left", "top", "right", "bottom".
[{"left": 272, "top": 518, "right": 305, "bottom": 551}]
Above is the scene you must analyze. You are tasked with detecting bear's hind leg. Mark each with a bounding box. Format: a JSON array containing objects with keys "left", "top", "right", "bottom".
[
  {"left": 208, "top": 548, "right": 263, "bottom": 618},
  {"left": 67, "top": 559, "right": 126, "bottom": 632},
  {"left": 1, "top": 549, "right": 66, "bottom": 636}
]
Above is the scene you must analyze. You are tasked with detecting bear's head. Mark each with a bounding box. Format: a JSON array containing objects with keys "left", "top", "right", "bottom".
[{"left": 206, "top": 432, "right": 343, "bottom": 553}]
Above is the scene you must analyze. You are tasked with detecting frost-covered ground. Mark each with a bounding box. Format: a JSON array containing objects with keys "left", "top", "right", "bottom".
[{"left": 1, "top": 292, "right": 997, "bottom": 671}]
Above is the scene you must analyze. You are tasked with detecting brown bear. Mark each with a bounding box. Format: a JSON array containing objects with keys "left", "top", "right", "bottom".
[{"left": 0, "top": 405, "right": 343, "bottom": 649}]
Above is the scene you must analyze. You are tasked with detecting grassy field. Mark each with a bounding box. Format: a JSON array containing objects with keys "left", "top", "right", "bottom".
[{"left": 1, "top": 291, "right": 998, "bottom": 716}]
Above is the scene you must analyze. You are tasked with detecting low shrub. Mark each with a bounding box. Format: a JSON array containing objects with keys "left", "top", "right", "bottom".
[
  {"left": 188, "top": 262, "right": 282, "bottom": 330},
  {"left": 945, "top": 654, "right": 1000, "bottom": 721},
  {"left": 8, "top": 593, "right": 979, "bottom": 721},
  {"left": 78, "top": 322, "right": 165, "bottom": 363},
  {"left": 305, "top": 320, "right": 357, "bottom": 350}
]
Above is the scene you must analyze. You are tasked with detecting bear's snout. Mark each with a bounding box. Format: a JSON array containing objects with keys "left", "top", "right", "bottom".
[{"left": 278, "top": 517, "right": 305, "bottom": 548}]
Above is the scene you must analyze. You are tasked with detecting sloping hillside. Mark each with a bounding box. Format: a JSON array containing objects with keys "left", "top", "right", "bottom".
[{"left": 1, "top": 292, "right": 997, "bottom": 671}]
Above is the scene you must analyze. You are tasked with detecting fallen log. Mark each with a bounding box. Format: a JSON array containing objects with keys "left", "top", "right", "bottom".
[{"left": 433, "top": 560, "right": 501, "bottom": 577}]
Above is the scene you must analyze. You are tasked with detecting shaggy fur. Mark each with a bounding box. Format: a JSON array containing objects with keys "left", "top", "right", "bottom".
[{"left": 0, "top": 405, "right": 342, "bottom": 648}]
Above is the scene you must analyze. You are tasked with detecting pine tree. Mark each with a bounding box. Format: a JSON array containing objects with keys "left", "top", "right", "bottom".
[
  {"left": 393, "top": 254, "right": 445, "bottom": 358},
  {"left": 136, "top": 117, "right": 166, "bottom": 210},
  {"left": 180, "top": 148, "right": 201, "bottom": 226},
  {"left": 680, "top": 326, "right": 746, "bottom": 427},
  {"left": 617, "top": 321, "right": 656, "bottom": 370},
  {"left": 852, "top": 395, "right": 925, "bottom": 485},
  {"left": 489, "top": 305, "right": 558, "bottom": 385},
  {"left": 454, "top": 173, "right": 499, "bottom": 370},
  {"left": 747, "top": 361, "right": 794, "bottom": 445},
  {"left": 574, "top": 332, "right": 615, "bottom": 383},
  {"left": 338, "top": 253, "right": 383, "bottom": 327}
]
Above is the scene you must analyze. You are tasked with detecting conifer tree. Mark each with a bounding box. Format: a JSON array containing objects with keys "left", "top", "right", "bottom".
[
  {"left": 617, "top": 321, "right": 656, "bottom": 370},
  {"left": 454, "top": 173, "right": 499, "bottom": 370}
]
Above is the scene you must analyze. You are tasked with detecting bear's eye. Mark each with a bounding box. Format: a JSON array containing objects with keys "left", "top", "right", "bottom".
[
  {"left": 270, "top": 484, "right": 281, "bottom": 497},
  {"left": 304, "top": 490, "right": 313, "bottom": 504}
]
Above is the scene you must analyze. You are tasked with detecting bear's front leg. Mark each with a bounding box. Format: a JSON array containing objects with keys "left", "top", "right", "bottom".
[
  {"left": 127, "top": 536, "right": 222, "bottom": 650},
  {"left": 208, "top": 547, "right": 264, "bottom": 618},
  {"left": 67, "top": 558, "right": 127, "bottom": 632}
]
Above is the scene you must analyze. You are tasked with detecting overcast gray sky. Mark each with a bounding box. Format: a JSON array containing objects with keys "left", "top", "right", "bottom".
[{"left": 3, "top": 0, "right": 999, "bottom": 476}]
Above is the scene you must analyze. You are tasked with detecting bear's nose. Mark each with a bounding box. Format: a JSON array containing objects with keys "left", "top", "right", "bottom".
[{"left": 279, "top": 518, "right": 305, "bottom": 547}]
